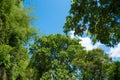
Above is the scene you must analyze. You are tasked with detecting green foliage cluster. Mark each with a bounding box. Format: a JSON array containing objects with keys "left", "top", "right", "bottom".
[
  {"left": 107, "top": 61, "right": 120, "bottom": 80},
  {"left": 0, "top": 0, "right": 120, "bottom": 80},
  {"left": 29, "top": 34, "right": 82, "bottom": 79},
  {"left": 64, "top": 0, "right": 120, "bottom": 47},
  {"left": 0, "top": 0, "right": 36, "bottom": 46},
  {"left": 29, "top": 34, "right": 113, "bottom": 80},
  {"left": 0, "top": 0, "right": 36, "bottom": 80}
]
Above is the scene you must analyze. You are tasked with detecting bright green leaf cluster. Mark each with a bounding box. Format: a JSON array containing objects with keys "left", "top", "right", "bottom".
[
  {"left": 0, "top": 0, "right": 37, "bottom": 79},
  {"left": 29, "top": 34, "right": 112, "bottom": 80}
]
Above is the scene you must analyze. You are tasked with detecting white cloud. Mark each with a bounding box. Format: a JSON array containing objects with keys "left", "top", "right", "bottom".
[
  {"left": 110, "top": 43, "right": 120, "bottom": 58},
  {"left": 69, "top": 31, "right": 102, "bottom": 50},
  {"left": 69, "top": 31, "right": 120, "bottom": 59},
  {"left": 69, "top": 31, "right": 75, "bottom": 39},
  {"left": 79, "top": 37, "right": 102, "bottom": 50}
]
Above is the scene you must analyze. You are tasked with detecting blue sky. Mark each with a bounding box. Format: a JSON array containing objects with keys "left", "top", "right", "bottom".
[
  {"left": 23, "top": 0, "right": 71, "bottom": 35},
  {"left": 23, "top": 0, "right": 120, "bottom": 60}
]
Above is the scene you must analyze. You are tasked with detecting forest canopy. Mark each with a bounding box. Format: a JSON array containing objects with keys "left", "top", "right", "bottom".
[{"left": 0, "top": 0, "right": 120, "bottom": 80}]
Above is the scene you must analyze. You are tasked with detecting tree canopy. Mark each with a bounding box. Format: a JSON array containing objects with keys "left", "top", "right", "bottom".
[
  {"left": 0, "top": 0, "right": 36, "bottom": 79},
  {"left": 0, "top": 0, "right": 36, "bottom": 46},
  {"left": 29, "top": 34, "right": 83, "bottom": 79},
  {"left": 107, "top": 61, "right": 120, "bottom": 80},
  {"left": 29, "top": 34, "right": 111, "bottom": 80},
  {"left": 0, "top": 0, "right": 120, "bottom": 80},
  {"left": 64, "top": 0, "right": 120, "bottom": 46}
]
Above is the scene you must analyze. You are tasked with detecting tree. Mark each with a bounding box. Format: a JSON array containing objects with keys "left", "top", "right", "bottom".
[
  {"left": 0, "top": 45, "right": 29, "bottom": 80},
  {"left": 0, "top": 0, "right": 37, "bottom": 79},
  {"left": 72, "top": 48, "right": 112, "bottom": 80},
  {"left": 0, "top": 45, "right": 12, "bottom": 80},
  {"left": 29, "top": 34, "right": 112, "bottom": 80},
  {"left": 40, "top": 62, "right": 75, "bottom": 80},
  {"left": 8, "top": 45, "right": 29, "bottom": 80},
  {"left": 64, "top": 0, "right": 120, "bottom": 46},
  {"left": 29, "top": 34, "right": 84, "bottom": 79},
  {"left": 0, "top": 0, "right": 36, "bottom": 46},
  {"left": 108, "top": 61, "right": 120, "bottom": 80}
]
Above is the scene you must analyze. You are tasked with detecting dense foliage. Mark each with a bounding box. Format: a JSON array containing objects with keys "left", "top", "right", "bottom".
[
  {"left": 64, "top": 0, "right": 120, "bottom": 46},
  {"left": 107, "top": 61, "right": 120, "bottom": 80},
  {"left": 0, "top": 0, "right": 120, "bottom": 80},
  {"left": 0, "top": 0, "right": 36, "bottom": 79},
  {"left": 29, "top": 34, "right": 112, "bottom": 80},
  {"left": 29, "top": 34, "right": 82, "bottom": 79},
  {"left": 0, "top": 0, "right": 36, "bottom": 46}
]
